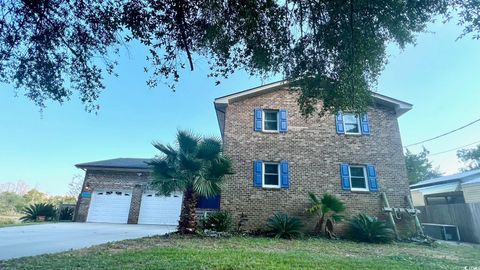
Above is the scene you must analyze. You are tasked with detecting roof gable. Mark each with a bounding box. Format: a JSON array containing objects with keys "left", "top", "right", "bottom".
[{"left": 214, "top": 80, "right": 413, "bottom": 136}]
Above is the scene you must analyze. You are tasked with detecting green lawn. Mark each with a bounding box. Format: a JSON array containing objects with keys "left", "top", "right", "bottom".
[{"left": 1, "top": 235, "right": 479, "bottom": 270}]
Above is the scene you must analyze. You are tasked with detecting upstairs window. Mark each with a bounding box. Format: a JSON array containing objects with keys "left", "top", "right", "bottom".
[
  {"left": 263, "top": 110, "right": 279, "bottom": 132},
  {"left": 336, "top": 112, "right": 370, "bottom": 135},
  {"left": 343, "top": 113, "right": 361, "bottom": 135},
  {"left": 254, "top": 108, "right": 288, "bottom": 133}
]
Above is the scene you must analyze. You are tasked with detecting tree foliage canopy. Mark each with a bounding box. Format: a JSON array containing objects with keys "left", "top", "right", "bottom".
[
  {"left": 1, "top": 0, "right": 479, "bottom": 114},
  {"left": 457, "top": 144, "right": 480, "bottom": 172},
  {"left": 405, "top": 147, "right": 441, "bottom": 184}
]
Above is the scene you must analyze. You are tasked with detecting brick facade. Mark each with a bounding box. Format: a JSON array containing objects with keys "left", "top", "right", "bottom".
[
  {"left": 75, "top": 170, "right": 151, "bottom": 223},
  {"left": 220, "top": 88, "right": 412, "bottom": 234}
]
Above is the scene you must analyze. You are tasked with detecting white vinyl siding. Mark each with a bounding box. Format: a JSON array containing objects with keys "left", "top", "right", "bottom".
[{"left": 463, "top": 184, "right": 480, "bottom": 203}]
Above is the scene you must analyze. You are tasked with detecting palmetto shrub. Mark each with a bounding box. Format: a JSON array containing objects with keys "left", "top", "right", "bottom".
[
  {"left": 305, "top": 192, "right": 345, "bottom": 236},
  {"left": 59, "top": 207, "right": 75, "bottom": 221},
  {"left": 266, "top": 212, "right": 303, "bottom": 239},
  {"left": 20, "top": 203, "right": 56, "bottom": 222},
  {"left": 201, "top": 211, "right": 232, "bottom": 232},
  {"left": 347, "top": 213, "right": 394, "bottom": 243}
]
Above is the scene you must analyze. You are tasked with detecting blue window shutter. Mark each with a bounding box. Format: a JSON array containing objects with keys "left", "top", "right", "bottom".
[
  {"left": 280, "top": 160, "right": 289, "bottom": 188},
  {"left": 279, "top": 109, "right": 288, "bottom": 133},
  {"left": 366, "top": 164, "right": 379, "bottom": 192},
  {"left": 253, "top": 160, "right": 263, "bottom": 187},
  {"left": 336, "top": 113, "right": 345, "bottom": 134},
  {"left": 361, "top": 113, "right": 371, "bottom": 135},
  {"left": 254, "top": 108, "right": 263, "bottom": 131},
  {"left": 340, "top": 163, "right": 351, "bottom": 191}
]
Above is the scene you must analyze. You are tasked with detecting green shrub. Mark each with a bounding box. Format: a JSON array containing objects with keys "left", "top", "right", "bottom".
[
  {"left": 59, "top": 207, "right": 75, "bottom": 221},
  {"left": 347, "top": 213, "right": 394, "bottom": 243},
  {"left": 266, "top": 212, "right": 303, "bottom": 239},
  {"left": 201, "top": 211, "right": 232, "bottom": 232},
  {"left": 305, "top": 192, "right": 345, "bottom": 236},
  {"left": 20, "top": 203, "right": 57, "bottom": 222}
]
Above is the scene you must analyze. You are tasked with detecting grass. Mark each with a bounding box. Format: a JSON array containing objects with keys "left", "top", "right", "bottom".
[
  {"left": 0, "top": 215, "right": 21, "bottom": 227},
  {"left": 0, "top": 215, "right": 57, "bottom": 228},
  {"left": 0, "top": 222, "right": 52, "bottom": 228},
  {"left": 1, "top": 235, "right": 479, "bottom": 270}
]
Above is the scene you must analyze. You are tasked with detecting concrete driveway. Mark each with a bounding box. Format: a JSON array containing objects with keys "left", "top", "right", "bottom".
[{"left": 0, "top": 223, "right": 176, "bottom": 260}]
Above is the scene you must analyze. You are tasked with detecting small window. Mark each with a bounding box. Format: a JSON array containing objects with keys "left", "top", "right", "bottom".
[
  {"left": 124, "top": 193, "right": 130, "bottom": 196},
  {"left": 97, "top": 192, "right": 103, "bottom": 195},
  {"left": 263, "top": 162, "right": 280, "bottom": 188},
  {"left": 115, "top": 191, "right": 122, "bottom": 196},
  {"left": 146, "top": 194, "right": 153, "bottom": 197},
  {"left": 343, "top": 113, "right": 361, "bottom": 135},
  {"left": 263, "top": 110, "right": 279, "bottom": 132},
  {"left": 349, "top": 166, "right": 368, "bottom": 191},
  {"left": 106, "top": 191, "right": 113, "bottom": 195}
]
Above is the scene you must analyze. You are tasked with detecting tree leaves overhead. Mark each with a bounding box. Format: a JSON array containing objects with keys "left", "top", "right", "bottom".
[
  {"left": 405, "top": 147, "right": 442, "bottom": 184},
  {"left": 457, "top": 144, "right": 480, "bottom": 172},
  {"left": 1, "top": 0, "right": 479, "bottom": 115}
]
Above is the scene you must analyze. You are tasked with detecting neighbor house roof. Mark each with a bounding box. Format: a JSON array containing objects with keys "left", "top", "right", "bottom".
[
  {"left": 410, "top": 168, "right": 480, "bottom": 190},
  {"left": 75, "top": 158, "right": 152, "bottom": 170},
  {"left": 213, "top": 80, "right": 413, "bottom": 136}
]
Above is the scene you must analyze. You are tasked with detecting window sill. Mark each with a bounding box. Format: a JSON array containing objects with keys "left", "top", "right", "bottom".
[
  {"left": 343, "top": 133, "right": 363, "bottom": 136},
  {"left": 261, "top": 130, "right": 280, "bottom": 133},
  {"left": 261, "top": 186, "right": 282, "bottom": 190},
  {"left": 350, "top": 189, "right": 372, "bottom": 194}
]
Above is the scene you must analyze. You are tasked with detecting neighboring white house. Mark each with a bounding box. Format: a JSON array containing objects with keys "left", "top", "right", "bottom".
[{"left": 410, "top": 169, "right": 480, "bottom": 206}]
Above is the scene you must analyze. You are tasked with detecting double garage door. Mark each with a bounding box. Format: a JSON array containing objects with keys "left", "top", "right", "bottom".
[{"left": 87, "top": 190, "right": 182, "bottom": 225}]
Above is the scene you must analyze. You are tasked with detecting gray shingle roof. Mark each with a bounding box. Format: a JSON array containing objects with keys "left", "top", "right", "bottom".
[
  {"left": 410, "top": 168, "right": 480, "bottom": 189},
  {"left": 75, "top": 158, "right": 152, "bottom": 170}
]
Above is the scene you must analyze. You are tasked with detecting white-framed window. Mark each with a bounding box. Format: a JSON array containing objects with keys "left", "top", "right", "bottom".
[
  {"left": 263, "top": 110, "right": 279, "bottom": 132},
  {"left": 343, "top": 113, "right": 361, "bottom": 135},
  {"left": 349, "top": 165, "right": 368, "bottom": 191},
  {"left": 263, "top": 162, "right": 280, "bottom": 188}
]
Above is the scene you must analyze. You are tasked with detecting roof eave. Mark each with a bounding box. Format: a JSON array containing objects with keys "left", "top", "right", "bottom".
[
  {"left": 75, "top": 165, "right": 152, "bottom": 172},
  {"left": 214, "top": 81, "right": 413, "bottom": 116}
]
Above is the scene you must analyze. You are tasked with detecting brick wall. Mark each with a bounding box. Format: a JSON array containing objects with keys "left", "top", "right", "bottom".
[{"left": 220, "top": 88, "right": 412, "bottom": 235}]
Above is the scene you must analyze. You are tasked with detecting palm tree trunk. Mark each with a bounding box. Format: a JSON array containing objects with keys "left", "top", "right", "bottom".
[
  {"left": 315, "top": 214, "right": 326, "bottom": 235},
  {"left": 178, "top": 186, "right": 197, "bottom": 234}
]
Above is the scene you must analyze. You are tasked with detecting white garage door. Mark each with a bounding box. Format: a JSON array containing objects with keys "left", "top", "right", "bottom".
[
  {"left": 138, "top": 191, "right": 183, "bottom": 225},
  {"left": 87, "top": 190, "right": 133, "bottom": 223}
]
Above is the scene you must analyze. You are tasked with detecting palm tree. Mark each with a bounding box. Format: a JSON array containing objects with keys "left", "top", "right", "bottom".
[
  {"left": 305, "top": 192, "right": 345, "bottom": 236},
  {"left": 149, "top": 130, "right": 233, "bottom": 234}
]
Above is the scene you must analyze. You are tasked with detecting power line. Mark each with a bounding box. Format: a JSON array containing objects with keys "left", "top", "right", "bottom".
[
  {"left": 427, "top": 139, "right": 480, "bottom": 157},
  {"left": 404, "top": 117, "right": 480, "bottom": 148}
]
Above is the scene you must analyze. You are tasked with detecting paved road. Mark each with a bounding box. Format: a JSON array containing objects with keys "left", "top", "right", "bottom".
[{"left": 0, "top": 223, "right": 176, "bottom": 260}]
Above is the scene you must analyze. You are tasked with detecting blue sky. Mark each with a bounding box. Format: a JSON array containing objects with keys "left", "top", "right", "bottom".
[{"left": 1, "top": 19, "right": 479, "bottom": 195}]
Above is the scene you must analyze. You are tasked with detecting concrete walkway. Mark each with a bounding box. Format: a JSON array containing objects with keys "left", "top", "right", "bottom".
[{"left": 0, "top": 223, "right": 176, "bottom": 260}]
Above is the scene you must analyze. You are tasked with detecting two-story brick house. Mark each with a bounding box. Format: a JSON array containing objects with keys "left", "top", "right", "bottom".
[
  {"left": 214, "top": 81, "right": 412, "bottom": 232},
  {"left": 75, "top": 81, "right": 412, "bottom": 234}
]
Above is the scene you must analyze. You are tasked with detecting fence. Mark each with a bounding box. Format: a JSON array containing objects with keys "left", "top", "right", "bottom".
[{"left": 417, "top": 202, "right": 480, "bottom": 243}]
